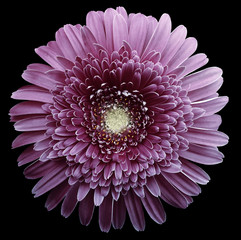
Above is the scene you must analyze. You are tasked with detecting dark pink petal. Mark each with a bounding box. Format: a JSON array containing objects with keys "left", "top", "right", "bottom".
[
  {"left": 124, "top": 190, "right": 145, "bottom": 231},
  {"left": 99, "top": 193, "right": 113, "bottom": 232},
  {"left": 79, "top": 190, "right": 95, "bottom": 226},
  {"left": 141, "top": 188, "right": 166, "bottom": 224},
  {"left": 61, "top": 183, "right": 79, "bottom": 218},
  {"left": 112, "top": 195, "right": 126, "bottom": 229},
  {"left": 146, "top": 177, "right": 161, "bottom": 197}
]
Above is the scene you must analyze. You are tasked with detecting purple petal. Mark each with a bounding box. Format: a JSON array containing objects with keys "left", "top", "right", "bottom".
[
  {"left": 113, "top": 14, "right": 128, "bottom": 50},
  {"left": 141, "top": 189, "right": 166, "bottom": 224},
  {"left": 79, "top": 190, "right": 94, "bottom": 226},
  {"left": 183, "top": 127, "right": 229, "bottom": 147},
  {"left": 32, "top": 161, "right": 67, "bottom": 197},
  {"left": 162, "top": 172, "right": 201, "bottom": 196},
  {"left": 178, "top": 143, "right": 224, "bottom": 165},
  {"left": 45, "top": 180, "right": 71, "bottom": 211},
  {"left": 112, "top": 195, "right": 126, "bottom": 229},
  {"left": 14, "top": 116, "right": 48, "bottom": 132},
  {"left": 12, "top": 131, "right": 47, "bottom": 149},
  {"left": 146, "top": 177, "right": 161, "bottom": 197},
  {"left": 99, "top": 193, "right": 113, "bottom": 232},
  {"left": 161, "top": 25, "right": 187, "bottom": 66},
  {"left": 124, "top": 190, "right": 145, "bottom": 231},
  {"left": 181, "top": 158, "right": 210, "bottom": 185},
  {"left": 77, "top": 183, "right": 90, "bottom": 201},
  {"left": 61, "top": 183, "right": 79, "bottom": 218},
  {"left": 193, "top": 114, "right": 222, "bottom": 130}
]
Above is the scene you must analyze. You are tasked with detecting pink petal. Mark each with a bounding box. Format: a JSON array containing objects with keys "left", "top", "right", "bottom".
[
  {"left": 193, "top": 114, "right": 222, "bottom": 130},
  {"left": 182, "top": 67, "right": 223, "bottom": 91},
  {"left": 162, "top": 172, "right": 201, "bottom": 196},
  {"left": 146, "top": 177, "right": 161, "bottom": 197},
  {"left": 156, "top": 174, "right": 189, "bottom": 208},
  {"left": 191, "top": 96, "right": 228, "bottom": 116},
  {"left": 128, "top": 13, "right": 148, "bottom": 55},
  {"left": 77, "top": 183, "right": 90, "bottom": 201}
]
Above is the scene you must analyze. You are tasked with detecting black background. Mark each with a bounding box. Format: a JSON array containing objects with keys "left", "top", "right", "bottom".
[{"left": 3, "top": 0, "right": 238, "bottom": 238}]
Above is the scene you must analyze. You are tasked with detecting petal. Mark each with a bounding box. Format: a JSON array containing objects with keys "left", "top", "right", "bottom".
[
  {"left": 61, "top": 183, "right": 79, "bottom": 218},
  {"left": 181, "top": 158, "right": 210, "bottom": 185},
  {"left": 124, "top": 190, "right": 145, "bottom": 231},
  {"left": 11, "top": 85, "right": 53, "bottom": 103},
  {"left": 162, "top": 172, "right": 201, "bottom": 196},
  {"left": 22, "top": 69, "right": 58, "bottom": 90},
  {"left": 142, "top": 13, "right": 171, "bottom": 58},
  {"left": 112, "top": 195, "right": 126, "bottom": 229},
  {"left": 128, "top": 13, "right": 148, "bottom": 55},
  {"left": 156, "top": 174, "right": 189, "bottom": 208},
  {"left": 193, "top": 114, "right": 222, "bottom": 130},
  {"left": 166, "top": 37, "right": 197, "bottom": 73},
  {"left": 141, "top": 189, "right": 166, "bottom": 224},
  {"left": 161, "top": 25, "right": 187, "bottom": 66},
  {"left": 191, "top": 96, "right": 228, "bottom": 116},
  {"left": 99, "top": 193, "right": 113, "bottom": 232},
  {"left": 146, "top": 176, "right": 161, "bottom": 197},
  {"left": 14, "top": 116, "right": 48, "bottom": 132},
  {"left": 32, "top": 161, "right": 67, "bottom": 197},
  {"left": 78, "top": 190, "right": 95, "bottom": 226},
  {"left": 45, "top": 180, "right": 71, "bottom": 211},
  {"left": 77, "top": 182, "right": 90, "bottom": 201},
  {"left": 12, "top": 131, "right": 47, "bottom": 149},
  {"left": 182, "top": 67, "right": 223, "bottom": 91},
  {"left": 178, "top": 143, "right": 224, "bottom": 165},
  {"left": 113, "top": 14, "right": 128, "bottom": 50}
]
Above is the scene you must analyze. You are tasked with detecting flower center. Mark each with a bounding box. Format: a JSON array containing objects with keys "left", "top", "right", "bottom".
[{"left": 104, "top": 106, "right": 130, "bottom": 134}]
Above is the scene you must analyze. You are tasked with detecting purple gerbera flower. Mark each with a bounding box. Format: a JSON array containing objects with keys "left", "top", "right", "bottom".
[{"left": 10, "top": 6, "right": 229, "bottom": 232}]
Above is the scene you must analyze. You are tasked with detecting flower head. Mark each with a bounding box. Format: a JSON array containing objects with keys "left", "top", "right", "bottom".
[{"left": 10, "top": 7, "right": 228, "bottom": 231}]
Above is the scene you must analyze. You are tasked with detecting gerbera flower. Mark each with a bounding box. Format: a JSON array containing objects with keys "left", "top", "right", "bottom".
[{"left": 10, "top": 6, "right": 228, "bottom": 232}]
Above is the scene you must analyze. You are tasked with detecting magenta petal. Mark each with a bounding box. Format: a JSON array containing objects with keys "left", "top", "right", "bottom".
[{"left": 77, "top": 183, "right": 90, "bottom": 201}]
